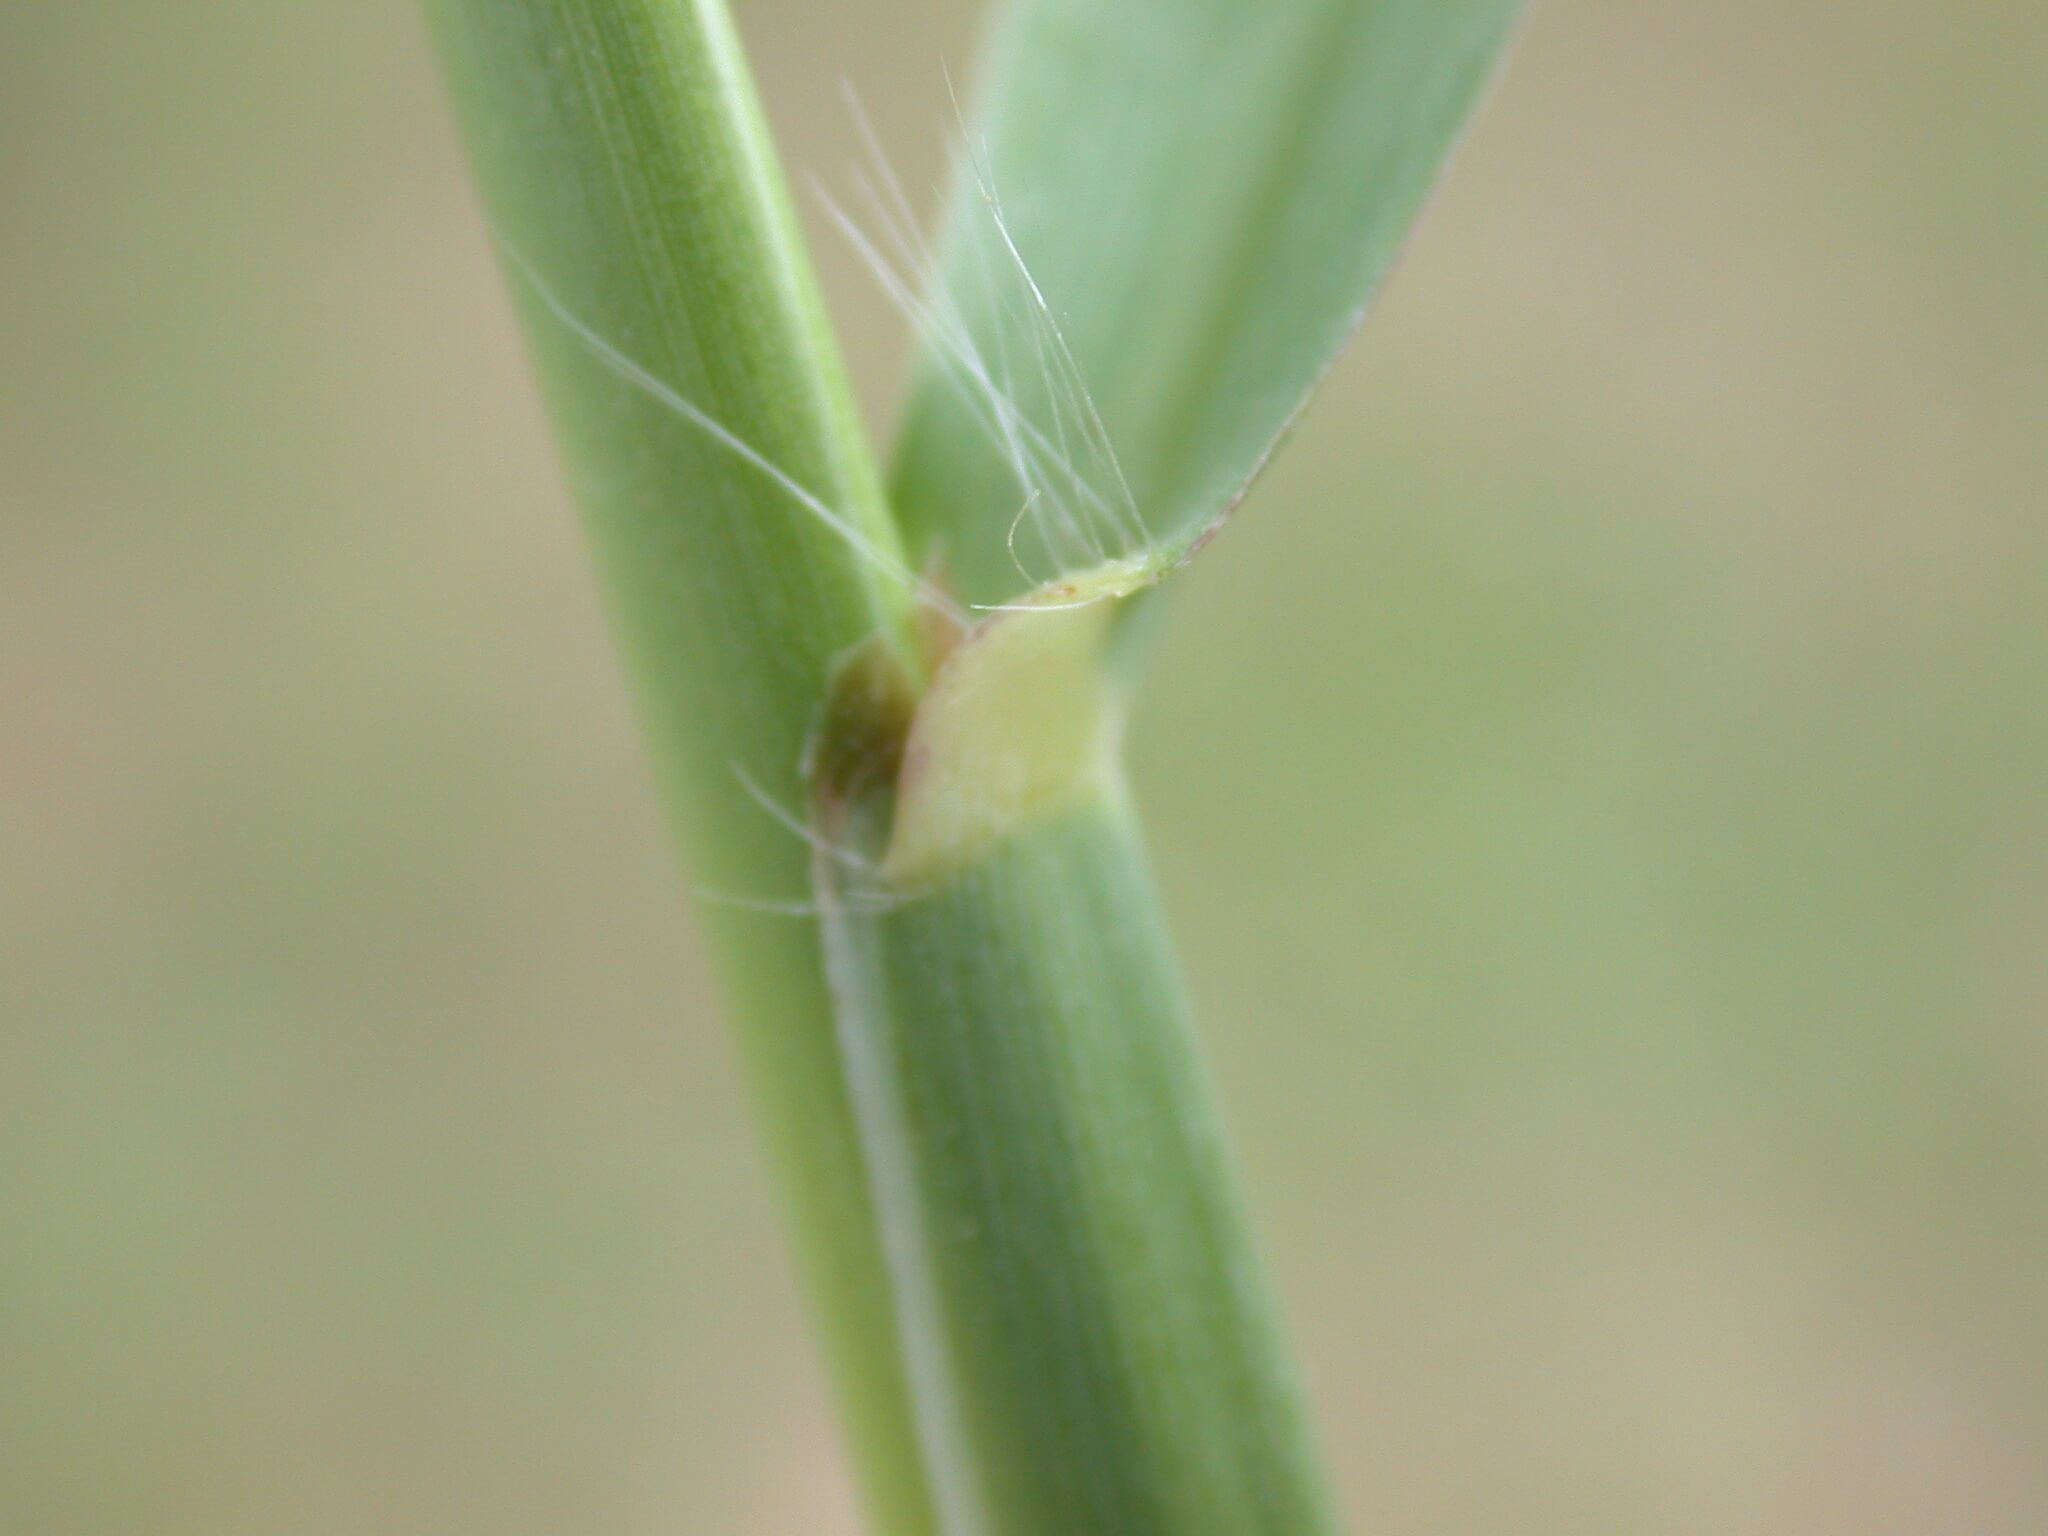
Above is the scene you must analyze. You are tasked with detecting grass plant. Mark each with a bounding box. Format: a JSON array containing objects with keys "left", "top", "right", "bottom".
[{"left": 424, "top": 1, "right": 1520, "bottom": 1530}]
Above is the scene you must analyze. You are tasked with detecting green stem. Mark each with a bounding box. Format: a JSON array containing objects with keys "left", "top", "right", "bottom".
[
  {"left": 423, "top": 2, "right": 935, "bottom": 1531},
  {"left": 825, "top": 791, "right": 1338, "bottom": 1536}
]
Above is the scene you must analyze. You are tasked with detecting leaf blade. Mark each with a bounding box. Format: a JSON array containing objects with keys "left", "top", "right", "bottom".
[{"left": 890, "top": 0, "right": 1522, "bottom": 607}]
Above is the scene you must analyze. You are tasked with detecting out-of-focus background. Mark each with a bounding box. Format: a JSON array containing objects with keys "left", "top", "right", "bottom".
[{"left": 4, "top": 0, "right": 2044, "bottom": 1531}]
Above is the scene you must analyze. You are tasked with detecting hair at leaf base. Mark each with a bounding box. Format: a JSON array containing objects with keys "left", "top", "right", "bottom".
[{"left": 827, "top": 83, "right": 1161, "bottom": 603}]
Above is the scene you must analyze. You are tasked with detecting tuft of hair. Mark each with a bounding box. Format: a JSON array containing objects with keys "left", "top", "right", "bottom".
[{"left": 824, "top": 82, "right": 1151, "bottom": 598}]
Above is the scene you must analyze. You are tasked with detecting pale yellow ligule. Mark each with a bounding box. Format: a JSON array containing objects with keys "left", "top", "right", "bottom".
[{"left": 881, "top": 557, "right": 1157, "bottom": 888}]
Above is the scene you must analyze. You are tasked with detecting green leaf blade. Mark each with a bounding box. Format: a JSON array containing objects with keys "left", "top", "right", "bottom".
[{"left": 891, "top": 0, "right": 1523, "bottom": 607}]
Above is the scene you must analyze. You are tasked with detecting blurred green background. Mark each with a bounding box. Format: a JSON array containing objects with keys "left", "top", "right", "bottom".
[{"left": 4, "top": 1, "right": 2044, "bottom": 1531}]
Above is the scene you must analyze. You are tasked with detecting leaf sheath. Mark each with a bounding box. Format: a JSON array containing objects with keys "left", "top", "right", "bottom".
[{"left": 824, "top": 794, "right": 1339, "bottom": 1536}]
